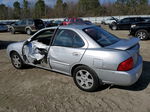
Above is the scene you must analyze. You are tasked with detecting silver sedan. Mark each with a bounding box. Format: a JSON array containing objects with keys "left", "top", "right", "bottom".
[{"left": 7, "top": 25, "right": 143, "bottom": 92}]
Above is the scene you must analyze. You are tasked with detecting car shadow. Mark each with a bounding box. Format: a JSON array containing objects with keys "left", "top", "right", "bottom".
[
  {"left": 0, "top": 40, "right": 16, "bottom": 50},
  {"left": 110, "top": 61, "right": 150, "bottom": 91}
]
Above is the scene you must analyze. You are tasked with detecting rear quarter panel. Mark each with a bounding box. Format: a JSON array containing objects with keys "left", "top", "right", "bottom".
[{"left": 80, "top": 48, "right": 130, "bottom": 81}]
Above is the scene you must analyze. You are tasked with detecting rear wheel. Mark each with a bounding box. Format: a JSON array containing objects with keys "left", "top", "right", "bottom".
[
  {"left": 135, "top": 30, "right": 149, "bottom": 40},
  {"left": 10, "top": 28, "right": 15, "bottom": 34},
  {"left": 10, "top": 52, "right": 25, "bottom": 69},
  {"left": 26, "top": 29, "right": 32, "bottom": 35},
  {"left": 73, "top": 66, "right": 100, "bottom": 92}
]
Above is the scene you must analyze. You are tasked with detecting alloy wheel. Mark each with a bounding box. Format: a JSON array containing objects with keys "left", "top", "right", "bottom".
[
  {"left": 11, "top": 54, "right": 21, "bottom": 68},
  {"left": 75, "top": 70, "right": 94, "bottom": 89},
  {"left": 137, "top": 31, "right": 146, "bottom": 40}
]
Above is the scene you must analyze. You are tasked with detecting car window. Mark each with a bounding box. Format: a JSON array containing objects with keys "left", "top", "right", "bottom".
[
  {"left": 37, "top": 30, "right": 54, "bottom": 38},
  {"left": 121, "top": 18, "right": 130, "bottom": 23},
  {"left": 76, "top": 19, "right": 83, "bottom": 22},
  {"left": 130, "top": 18, "right": 136, "bottom": 22},
  {"left": 28, "top": 20, "right": 34, "bottom": 25},
  {"left": 83, "top": 26, "right": 120, "bottom": 47},
  {"left": 16, "top": 20, "right": 22, "bottom": 25},
  {"left": 53, "top": 29, "right": 84, "bottom": 48},
  {"left": 73, "top": 32, "right": 85, "bottom": 48},
  {"left": 32, "top": 29, "right": 55, "bottom": 45},
  {"left": 136, "top": 18, "right": 145, "bottom": 22},
  {"left": 20, "top": 20, "right": 26, "bottom": 25}
]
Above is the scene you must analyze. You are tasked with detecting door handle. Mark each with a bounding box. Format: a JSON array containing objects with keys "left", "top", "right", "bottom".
[{"left": 72, "top": 52, "right": 80, "bottom": 56}]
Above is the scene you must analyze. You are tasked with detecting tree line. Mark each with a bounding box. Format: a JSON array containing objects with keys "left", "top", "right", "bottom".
[{"left": 0, "top": 0, "right": 149, "bottom": 20}]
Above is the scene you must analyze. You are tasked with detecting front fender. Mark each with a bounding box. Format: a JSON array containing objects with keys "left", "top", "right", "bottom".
[{"left": 7, "top": 41, "right": 25, "bottom": 59}]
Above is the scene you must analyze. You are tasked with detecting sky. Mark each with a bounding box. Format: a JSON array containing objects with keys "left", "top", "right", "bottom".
[{"left": 0, "top": 0, "right": 116, "bottom": 7}]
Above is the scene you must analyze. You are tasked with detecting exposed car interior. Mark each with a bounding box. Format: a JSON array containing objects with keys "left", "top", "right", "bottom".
[{"left": 23, "top": 29, "right": 55, "bottom": 67}]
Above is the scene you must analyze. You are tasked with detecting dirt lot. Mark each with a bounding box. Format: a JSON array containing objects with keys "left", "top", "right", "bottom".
[{"left": 0, "top": 26, "right": 150, "bottom": 112}]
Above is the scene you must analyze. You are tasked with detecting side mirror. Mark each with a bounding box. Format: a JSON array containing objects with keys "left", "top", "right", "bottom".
[{"left": 27, "top": 38, "right": 31, "bottom": 42}]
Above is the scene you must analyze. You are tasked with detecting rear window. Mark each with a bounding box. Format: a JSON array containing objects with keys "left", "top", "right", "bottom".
[{"left": 83, "top": 26, "right": 120, "bottom": 47}]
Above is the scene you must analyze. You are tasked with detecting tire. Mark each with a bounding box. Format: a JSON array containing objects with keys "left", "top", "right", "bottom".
[
  {"left": 135, "top": 30, "right": 149, "bottom": 40},
  {"left": 110, "top": 22, "right": 117, "bottom": 30},
  {"left": 73, "top": 66, "right": 100, "bottom": 92},
  {"left": 10, "top": 28, "right": 15, "bottom": 34},
  {"left": 111, "top": 24, "right": 117, "bottom": 30},
  {"left": 26, "top": 29, "right": 32, "bottom": 35},
  {"left": 10, "top": 52, "right": 25, "bottom": 69}
]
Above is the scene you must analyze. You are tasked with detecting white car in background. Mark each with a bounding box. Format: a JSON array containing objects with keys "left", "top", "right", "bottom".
[{"left": 101, "top": 17, "right": 118, "bottom": 25}]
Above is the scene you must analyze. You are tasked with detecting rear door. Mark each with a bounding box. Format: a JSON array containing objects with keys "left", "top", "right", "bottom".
[
  {"left": 49, "top": 29, "right": 87, "bottom": 74},
  {"left": 17, "top": 20, "right": 27, "bottom": 32}
]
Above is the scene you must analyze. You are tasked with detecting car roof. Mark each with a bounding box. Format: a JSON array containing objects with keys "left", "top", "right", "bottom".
[
  {"left": 45, "top": 25, "right": 96, "bottom": 30},
  {"left": 123, "top": 17, "right": 142, "bottom": 19}
]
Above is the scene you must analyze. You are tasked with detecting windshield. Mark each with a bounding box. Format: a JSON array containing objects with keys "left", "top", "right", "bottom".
[{"left": 83, "top": 26, "right": 120, "bottom": 47}]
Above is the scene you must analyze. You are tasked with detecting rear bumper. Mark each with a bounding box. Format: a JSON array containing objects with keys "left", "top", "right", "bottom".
[{"left": 101, "top": 56, "right": 143, "bottom": 86}]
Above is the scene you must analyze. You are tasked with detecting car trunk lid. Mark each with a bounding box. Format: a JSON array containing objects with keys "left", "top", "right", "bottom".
[
  {"left": 105, "top": 37, "right": 140, "bottom": 50},
  {"left": 106, "top": 37, "right": 140, "bottom": 67}
]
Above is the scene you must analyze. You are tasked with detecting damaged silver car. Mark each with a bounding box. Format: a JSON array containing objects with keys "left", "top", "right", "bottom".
[{"left": 7, "top": 25, "right": 143, "bottom": 92}]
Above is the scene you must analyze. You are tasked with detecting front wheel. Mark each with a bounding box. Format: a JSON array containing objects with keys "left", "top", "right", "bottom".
[
  {"left": 135, "top": 30, "right": 149, "bottom": 40},
  {"left": 73, "top": 66, "right": 100, "bottom": 92},
  {"left": 10, "top": 52, "right": 25, "bottom": 69},
  {"left": 111, "top": 24, "right": 117, "bottom": 30}
]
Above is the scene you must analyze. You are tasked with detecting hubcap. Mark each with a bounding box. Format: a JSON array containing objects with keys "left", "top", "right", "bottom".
[
  {"left": 112, "top": 26, "right": 116, "bottom": 30},
  {"left": 76, "top": 70, "right": 94, "bottom": 89},
  {"left": 12, "top": 54, "right": 21, "bottom": 68},
  {"left": 27, "top": 29, "right": 31, "bottom": 35},
  {"left": 137, "top": 32, "right": 146, "bottom": 39}
]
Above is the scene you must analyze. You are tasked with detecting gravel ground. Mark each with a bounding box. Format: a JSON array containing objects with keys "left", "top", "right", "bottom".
[{"left": 0, "top": 26, "right": 150, "bottom": 112}]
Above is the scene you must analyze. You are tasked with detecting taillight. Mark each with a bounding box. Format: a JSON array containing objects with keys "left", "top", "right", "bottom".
[{"left": 117, "top": 57, "right": 133, "bottom": 71}]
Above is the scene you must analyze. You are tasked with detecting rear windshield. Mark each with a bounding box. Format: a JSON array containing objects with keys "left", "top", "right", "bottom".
[{"left": 83, "top": 26, "right": 120, "bottom": 47}]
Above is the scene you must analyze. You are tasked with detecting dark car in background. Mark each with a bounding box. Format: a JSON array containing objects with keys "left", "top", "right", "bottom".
[
  {"left": 130, "top": 21, "right": 150, "bottom": 40},
  {"left": 109, "top": 17, "right": 146, "bottom": 30},
  {"left": 45, "top": 20, "right": 62, "bottom": 27},
  {"left": 9, "top": 19, "right": 45, "bottom": 35}
]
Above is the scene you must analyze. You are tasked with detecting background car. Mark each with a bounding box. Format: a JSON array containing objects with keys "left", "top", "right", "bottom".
[
  {"left": 101, "top": 17, "right": 118, "bottom": 25},
  {"left": 9, "top": 19, "right": 45, "bottom": 35},
  {"left": 0, "top": 24, "right": 8, "bottom": 32},
  {"left": 109, "top": 17, "right": 146, "bottom": 30},
  {"left": 130, "top": 20, "right": 150, "bottom": 40},
  {"left": 62, "top": 18, "right": 84, "bottom": 25},
  {"left": 68, "top": 20, "right": 93, "bottom": 25},
  {"left": 44, "top": 20, "right": 62, "bottom": 27},
  {"left": 7, "top": 25, "right": 143, "bottom": 92}
]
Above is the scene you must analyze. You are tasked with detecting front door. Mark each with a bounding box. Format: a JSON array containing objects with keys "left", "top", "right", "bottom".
[
  {"left": 22, "top": 29, "right": 55, "bottom": 68},
  {"left": 119, "top": 18, "right": 131, "bottom": 30},
  {"left": 49, "top": 29, "right": 87, "bottom": 74}
]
